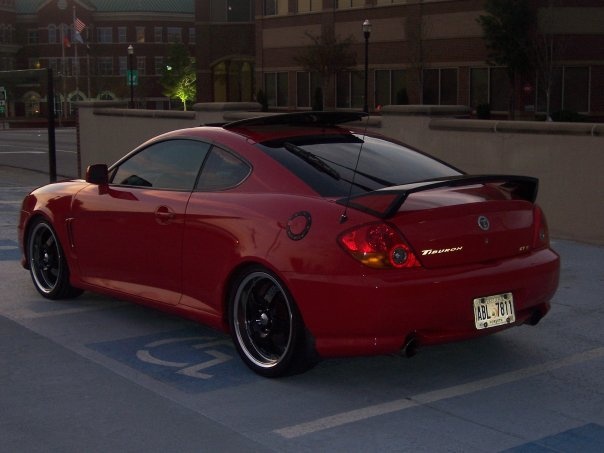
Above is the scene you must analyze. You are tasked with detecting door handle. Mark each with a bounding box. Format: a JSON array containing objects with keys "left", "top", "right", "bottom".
[{"left": 155, "top": 206, "right": 176, "bottom": 224}]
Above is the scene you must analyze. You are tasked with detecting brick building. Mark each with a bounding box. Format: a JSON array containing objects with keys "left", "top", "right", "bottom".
[
  {"left": 1, "top": 0, "right": 602, "bottom": 119},
  {"left": 2, "top": 0, "right": 198, "bottom": 117},
  {"left": 256, "top": 0, "right": 604, "bottom": 118}
]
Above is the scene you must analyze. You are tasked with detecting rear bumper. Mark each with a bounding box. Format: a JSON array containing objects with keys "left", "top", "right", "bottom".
[{"left": 286, "top": 248, "right": 560, "bottom": 358}]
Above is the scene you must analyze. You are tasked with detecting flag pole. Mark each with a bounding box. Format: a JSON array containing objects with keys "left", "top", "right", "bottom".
[
  {"left": 60, "top": 24, "right": 67, "bottom": 119},
  {"left": 73, "top": 6, "right": 79, "bottom": 100}
]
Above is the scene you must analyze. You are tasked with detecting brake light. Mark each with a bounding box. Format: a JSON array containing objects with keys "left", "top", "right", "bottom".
[
  {"left": 338, "top": 222, "right": 421, "bottom": 269},
  {"left": 532, "top": 205, "right": 550, "bottom": 250}
]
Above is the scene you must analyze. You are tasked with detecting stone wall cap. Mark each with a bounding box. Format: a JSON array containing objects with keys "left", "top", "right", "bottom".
[
  {"left": 92, "top": 108, "right": 195, "bottom": 119},
  {"left": 381, "top": 105, "right": 471, "bottom": 116},
  {"left": 194, "top": 102, "right": 262, "bottom": 112},
  {"left": 430, "top": 118, "right": 603, "bottom": 136}
]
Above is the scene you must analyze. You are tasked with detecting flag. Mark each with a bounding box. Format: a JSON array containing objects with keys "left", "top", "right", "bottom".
[
  {"left": 74, "top": 17, "right": 86, "bottom": 33},
  {"left": 63, "top": 36, "right": 71, "bottom": 48},
  {"left": 73, "top": 31, "right": 84, "bottom": 44}
]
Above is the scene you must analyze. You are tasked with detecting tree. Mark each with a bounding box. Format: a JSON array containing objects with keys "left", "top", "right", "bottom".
[
  {"left": 160, "top": 43, "right": 196, "bottom": 110},
  {"left": 532, "top": 0, "right": 566, "bottom": 121},
  {"left": 477, "top": 0, "right": 535, "bottom": 119},
  {"left": 406, "top": 0, "right": 430, "bottom": 104},
  {"left": 294, "top": 31, "right": 356, "bottom": 109}
]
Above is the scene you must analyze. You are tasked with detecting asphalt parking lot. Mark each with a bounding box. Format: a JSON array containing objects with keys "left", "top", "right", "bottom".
[{"left": 1, "top": 165, "right": 603, "bottom": 452}]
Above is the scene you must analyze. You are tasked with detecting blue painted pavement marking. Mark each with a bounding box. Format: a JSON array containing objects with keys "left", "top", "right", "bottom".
[
  {"left": 503, "top": 423, "right": 604, "bottom": 453},
  {"left": 88, "top": 328, "right": 258, "bottom": 393},
  {"left": 0, "top": 239, "right": 20, "bottom": 261}
]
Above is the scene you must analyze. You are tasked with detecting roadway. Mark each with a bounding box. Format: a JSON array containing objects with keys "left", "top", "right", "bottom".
[
  {"left": 0, "top": 132, "right": 603, "bottom": 452},
  {"left": 0, "top": 127, "right": 79, "bottom": 178}
]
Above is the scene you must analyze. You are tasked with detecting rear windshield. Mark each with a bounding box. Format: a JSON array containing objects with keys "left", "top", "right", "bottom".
[{"left": 258, "top": 134, "right": 461, "bottom": 197}]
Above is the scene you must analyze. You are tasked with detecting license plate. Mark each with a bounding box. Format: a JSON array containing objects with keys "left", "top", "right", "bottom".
[{"left": 473, "top": 292, "right": 515, "bottom": 330}]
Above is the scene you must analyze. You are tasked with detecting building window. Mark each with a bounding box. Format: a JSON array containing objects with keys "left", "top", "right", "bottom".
[
  {"left": 336, "top": 0, "right": 364, "bottom": 9},
  {"left": 136, "top": 26, "right": 145, "bottom": 43},
  {"left": 188, "top": 27, "right": 196, "bottom": 44},
  {"left": 118, "top": 27, "right": 127, "bottom": 43},
  {"left": 154, "top": 27, "right": 163, "bottom": 43},
  {"left": 537, "top": 66, "right": 590, "bottom": 114},
  {"left": 97, "top": 57, "right": 113, "bottom": 75},
  {"left": 423, "top": 68, "right": 458, "bottom": 105},
  {"left": 376, "top": 0, "right": 406, "bottom": 5},
  {"left": 265, "top": 0, "right": 288, "bottom": 16},
  {"left": 137, "top": 56, "right": 146, "bottom": 75},
  {"left": 167, "top": 27, "right": 182, "bottom": 43},
  {"left": 48, "top": 24, "right": 57, "bottom": 44},
  {"left": 154, "top": 57, "right": 164, "bottom": 75},
  {"left": 297, "top": 0, "right": 321, "bottom": 12},
  {"left": 118, "top": 56, "right": 127, "bottom": 76},
  {"left": 264, "top": 72, "right": 289, "bottom": 107},
  {"left": 470, "top": 67, "right": 508, "bottom": 111},
  {"left": 60, "top": 24, "right": 69, "bottom": 43},
  {"left": 375, "top": 69, "right": 407, "bottom": 107},
  {"left": 562, "top": 66, "right": 590, "bottom": 113},
  {"left": 27, "top": 29, "right": 39, "bottom": 44},
  {"left": 296, "top": 72, "right": 321, "bottom": 108},
  {"left": 97, "top": 27, "right": 112, "bottom": 43},
  {"left": 336, "top": 71, "right": 364, "bottom": 109}
]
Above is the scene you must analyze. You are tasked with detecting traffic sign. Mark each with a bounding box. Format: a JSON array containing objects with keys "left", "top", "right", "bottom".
[{"left": 126, "top": 70, "right": 138, "bottom": 86}]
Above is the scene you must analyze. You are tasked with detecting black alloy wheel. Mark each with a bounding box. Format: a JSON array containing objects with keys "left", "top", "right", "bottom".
[
  {"left": 27, "top": 219, "right": 82, "bottom": 299},
  {"left": 229, "top": 266, "right": 315, "bottom": 377}
]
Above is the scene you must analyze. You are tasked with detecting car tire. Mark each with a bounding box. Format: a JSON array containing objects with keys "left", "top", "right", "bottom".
[
  {"left": 27, "top": 219, "right": 83, "bottom": 300},
  {"left": 229, "top": 266, "right": 316, "bottom": 377}
]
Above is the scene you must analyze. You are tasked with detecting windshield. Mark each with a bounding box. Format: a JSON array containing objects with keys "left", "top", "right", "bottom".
[{"left": 259, "top": 134, "right": 462, "bottom": 197}]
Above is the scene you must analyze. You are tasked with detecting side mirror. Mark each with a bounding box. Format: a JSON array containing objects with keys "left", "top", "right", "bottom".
[{"left": 86, "top": 164, "right": 109, "bottom": 185}]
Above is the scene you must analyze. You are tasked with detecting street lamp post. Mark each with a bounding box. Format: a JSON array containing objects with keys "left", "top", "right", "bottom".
[
  {"left": 127, "top": 44, "right": 134, "bottom": 108},
  {"left": 362, "top": 19, "right": 372, "bottom": 114}
]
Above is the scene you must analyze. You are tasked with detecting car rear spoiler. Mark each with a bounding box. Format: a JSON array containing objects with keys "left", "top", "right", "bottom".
[
  {"left": 223, "top": 111, "right": 368, "bottom": 129},
  {"left": 337, "top": 175, "right": 539, "bottom": 219}
]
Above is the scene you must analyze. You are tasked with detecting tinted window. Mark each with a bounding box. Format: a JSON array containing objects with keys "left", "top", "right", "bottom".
[
  {"left": 111, "top": 139, "right": 210, "bottom": 190},
  {"left": 259, "top": 134, "right": 461, "bottom": 197},
  {"left": 196, "top": 147, "right": 250, "bottom": 191}
]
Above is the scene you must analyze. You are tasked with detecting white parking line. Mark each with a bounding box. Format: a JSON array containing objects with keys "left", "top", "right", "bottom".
[{"left": 274, "top": 346, "right": 604, "bottom": 439}]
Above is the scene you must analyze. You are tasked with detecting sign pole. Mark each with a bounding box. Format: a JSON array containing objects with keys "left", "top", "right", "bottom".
[{"left": 47, "top": 67, "right": 57, "bottom": 183}]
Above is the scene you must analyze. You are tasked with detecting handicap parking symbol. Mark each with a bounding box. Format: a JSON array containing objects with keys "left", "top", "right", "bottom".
[
  {"left": 136, "top": 336, "right": 233, "bottom": 379},
  {"left": 89, "top": 329, "right": 258, "bottom": 393}
]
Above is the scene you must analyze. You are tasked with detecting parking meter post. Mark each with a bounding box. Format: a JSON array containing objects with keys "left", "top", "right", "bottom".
[{"left": 47, "top": 67, "right": 57, "bottom": 183}]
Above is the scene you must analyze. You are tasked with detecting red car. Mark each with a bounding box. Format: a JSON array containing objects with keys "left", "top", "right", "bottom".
[{"left": 19, "top": 112, "right": 559, "bottom": 377}]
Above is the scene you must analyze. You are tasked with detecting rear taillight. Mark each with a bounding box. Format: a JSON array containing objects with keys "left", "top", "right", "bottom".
[
  {"left": 532, "top": 205, "right": 550, "bottom": 250},
  {"left": 338, "top": 222, "right": 421, "bottom": 269}
]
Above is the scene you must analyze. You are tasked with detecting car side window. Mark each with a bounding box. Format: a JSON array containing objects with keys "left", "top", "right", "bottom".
[
  {"left": 111, "top": 139, "right": 210, "bottom": 191},
  {"left": 196, "top": 147, "right": 250, "bottom": 191}
]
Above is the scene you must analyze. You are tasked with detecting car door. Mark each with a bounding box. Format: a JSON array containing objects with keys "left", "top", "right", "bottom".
[
  {"left": 71, "top": 139, "right": 210, "bottom": 305},
  {"left": 179, "top": 146, "right": 252, "bottom": 314}
]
